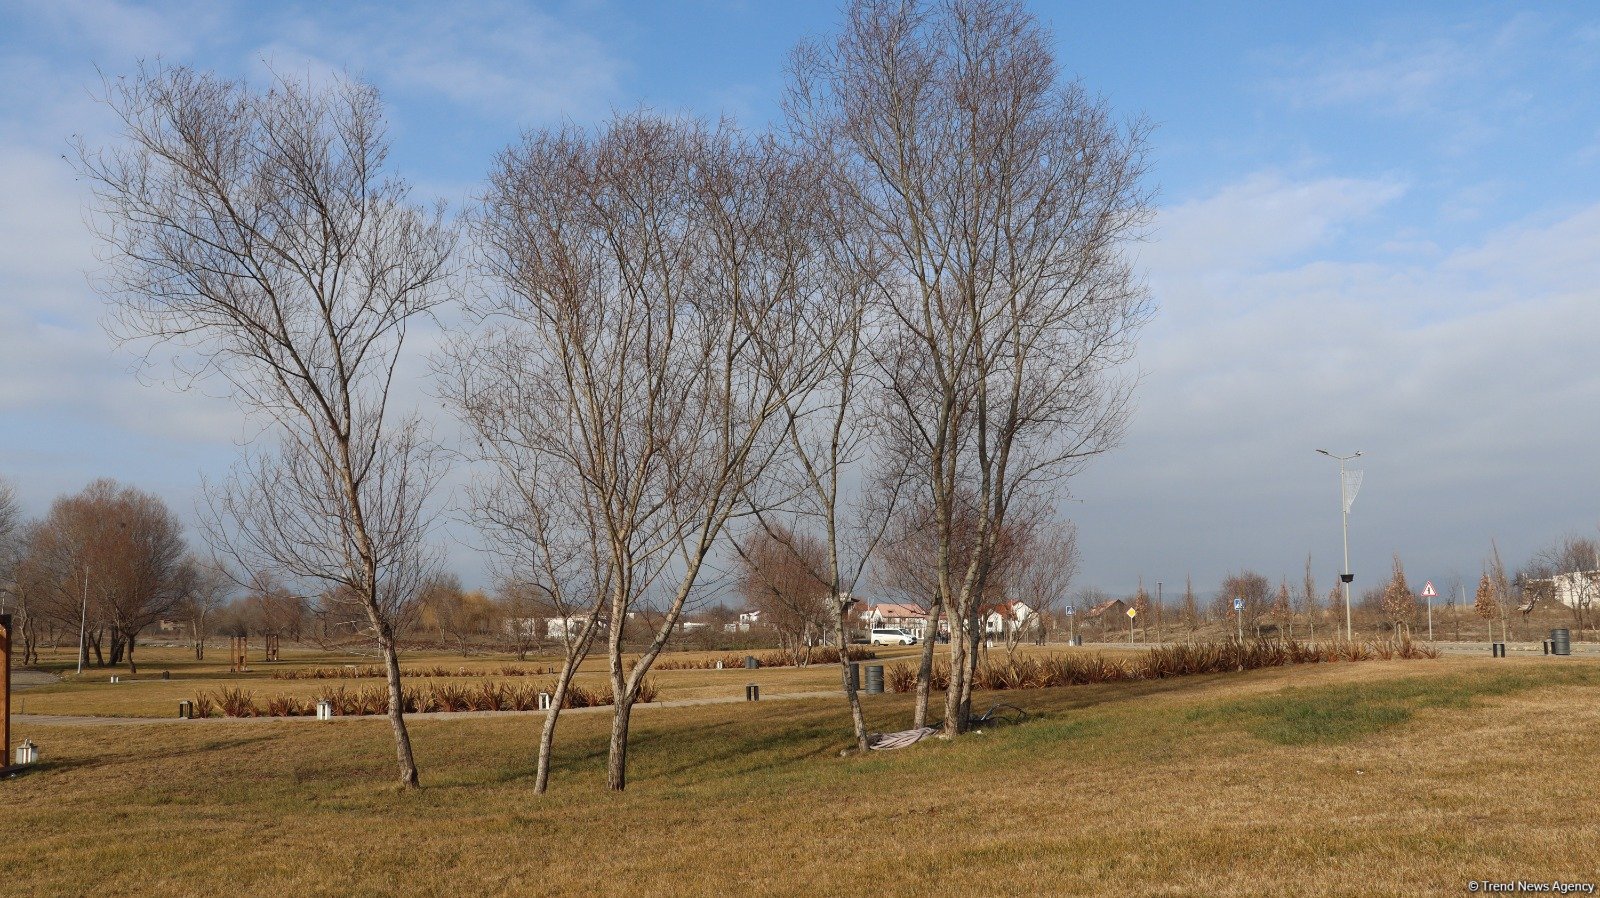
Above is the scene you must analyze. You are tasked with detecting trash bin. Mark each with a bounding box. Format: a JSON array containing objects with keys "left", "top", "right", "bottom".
[
  {"left": 1071, "top": 635, "right": 1083, "bottom": 647},
  {"left": 745, "top": 683, "right": 760, "bottom": 701},
  {"left": 1551, "top": 628, "right": 1572, "bottom": 656},
  {"left": 865, "top": 664, "right": 884, "bottom": 695},
  {"left": 847, "top": 661, "right": 860, "bottom": 692},
  {"left": 743, "top": 655, "right": 759, "bottom": 670}
]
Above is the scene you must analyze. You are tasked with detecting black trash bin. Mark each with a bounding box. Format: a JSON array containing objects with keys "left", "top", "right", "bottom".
[
  {"left": 1551, "top": 628, "right": 1572, "bottom": 656},
  {"left": 865, "top": 664, "right": 885, "bottom": 695}
]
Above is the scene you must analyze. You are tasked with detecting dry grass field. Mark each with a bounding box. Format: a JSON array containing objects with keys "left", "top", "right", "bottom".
[{"left": 7, "top": 650, "right": 1598, "bottom": 897}]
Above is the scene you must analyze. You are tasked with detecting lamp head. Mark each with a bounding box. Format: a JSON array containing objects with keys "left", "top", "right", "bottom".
[{"left": 1315, "top": 449, "right": 1330, "bottom": 456}]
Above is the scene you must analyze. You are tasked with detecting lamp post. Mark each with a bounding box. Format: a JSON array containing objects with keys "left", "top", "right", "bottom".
[{"left": 1315, "top": 449, "right": 1362, "bottom": 641}]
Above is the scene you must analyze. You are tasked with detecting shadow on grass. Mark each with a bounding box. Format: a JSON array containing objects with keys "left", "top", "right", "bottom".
[{"left": 1186, "top": 666, "right": 1600, "bottom": 745}]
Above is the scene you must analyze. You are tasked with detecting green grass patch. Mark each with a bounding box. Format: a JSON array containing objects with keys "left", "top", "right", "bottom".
[{"left": 1186, "top": 666, "right": 1600, "bottom": 745}]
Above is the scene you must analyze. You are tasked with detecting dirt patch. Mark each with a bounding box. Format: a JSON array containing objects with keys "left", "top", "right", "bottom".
[{"left": 11, "top": 670, "right": 62, "bottom": 689}]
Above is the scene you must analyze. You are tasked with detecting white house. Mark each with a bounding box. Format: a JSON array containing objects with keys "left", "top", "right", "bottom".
[
  {"left": 981, "top": 601, "right": 1034, "bottom": 636},
  {"left": 1542, "top": 570, "right": 1600, "bottom": 609},
  {"left": 546, "top": 615, "right": 589, "bottom": 640},
  {"left": 737, "top": 609, "right": 762, "bottom": 632},
  {"left": 865, "top": 601, "right": 936, "bottom": 638}
]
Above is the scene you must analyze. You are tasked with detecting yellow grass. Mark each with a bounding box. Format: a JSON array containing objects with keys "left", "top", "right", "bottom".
[{"left": 6, "top": 653, "right": 1598, "bottom": 896}]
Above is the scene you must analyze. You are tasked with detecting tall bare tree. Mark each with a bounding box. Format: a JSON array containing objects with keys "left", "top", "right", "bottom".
[
  {"left": 1180, "top": 576, "right": 1200, "bottom": 638},
  {"left": 77, "top": 65, "right": 453, "bottom": 788},
  {"left": 454, "top": 114, "right": 814, "bottom": 791},
  {"left": 1298, "top": 555, "right": 1318, "bottom": 642},
  {"left": 788, "top": 0, "right": 1152, "bottom": 735}
]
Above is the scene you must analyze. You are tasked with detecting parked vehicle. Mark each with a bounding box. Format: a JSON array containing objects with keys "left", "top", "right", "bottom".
[{"left": 870, "top": 627, "right": 917, "bottom": 646}]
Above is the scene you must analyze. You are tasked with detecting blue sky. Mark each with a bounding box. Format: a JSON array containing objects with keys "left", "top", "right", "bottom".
[{"left": 3, "top": 0, "right": 1600, "bottom": 603}]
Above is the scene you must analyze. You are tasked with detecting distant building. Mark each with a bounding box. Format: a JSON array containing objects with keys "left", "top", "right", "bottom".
[
  {"left": 981, "top": 601, "right": 1034, "bottom": 636},
  {"left": 546, "top": 615, "right": 589, "bottom": 640},
  {"left": 864, "top": 601, "right": 945, "bottom": 638},
  {"left": 1526, "top": 570, "right": 1600, "bottom": 609}
]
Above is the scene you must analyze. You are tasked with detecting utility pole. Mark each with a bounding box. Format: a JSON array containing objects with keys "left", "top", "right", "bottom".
[{"left": 1316, "top": 449, "right": 1363, "bottom": 641}]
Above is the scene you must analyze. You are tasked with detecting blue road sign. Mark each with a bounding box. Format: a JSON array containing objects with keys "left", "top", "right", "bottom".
[{"left": 1233, "top": 597, "right": 1244, "bottom": 612}]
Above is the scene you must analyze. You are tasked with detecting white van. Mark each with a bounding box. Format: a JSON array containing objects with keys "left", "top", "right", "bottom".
[{"left": 870, "top": 627, "right": 917, "bottom": 646}]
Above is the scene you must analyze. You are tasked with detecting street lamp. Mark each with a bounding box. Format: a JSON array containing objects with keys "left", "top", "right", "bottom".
[{"left": 1315, "top": 449, "right": 1363, "bottom": 641}]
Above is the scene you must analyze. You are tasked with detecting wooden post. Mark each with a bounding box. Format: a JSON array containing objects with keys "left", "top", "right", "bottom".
[
  {"left": 2, "top": 613, "right": 12, "bottom": 763},
  {"left": 231, "top": 635, "right": 248, "bottom": 673},
  {"left": 264, "top": 634, "right": 279, "bottom": 663}
]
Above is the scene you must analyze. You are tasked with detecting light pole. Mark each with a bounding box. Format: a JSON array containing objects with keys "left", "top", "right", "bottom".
[{"left": 1315, "top": 449, "right": 1362, "bottom": 641}]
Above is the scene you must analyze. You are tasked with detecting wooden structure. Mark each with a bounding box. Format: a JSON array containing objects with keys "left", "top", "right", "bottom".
[
  {"left": 230, "top": 636, "right": 248, "bottom": 673},
  {"left": 264, "top": 634, "right": 280, "bottom": 663},
  {"left": 2, "top": 613, "right": 11, "bottom": 765}
]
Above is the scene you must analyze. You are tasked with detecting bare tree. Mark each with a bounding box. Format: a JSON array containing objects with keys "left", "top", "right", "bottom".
[
  {"left": 1007, "top": 519, "right": 1078, "bottom": 649},
  {"left": 493, "top": 578, "right": 549, "bottom": 662},
  {"left": 77, "top": 65, "right": 453, "bottom": 788},
  {"left": 734, "top": 526, "right": 831, "bottom": 663},
  {"left": 1269, "top": 579, "right": 1292, "bottom": 639},
  {"left": 455, "top": 114, "right": 813, "bottom": 791},
  {"left": 1527, "top": 534, "right": 1600, "bottom": 638},
  {"left": 1215, "top": 571, "right": 1270, "bottom": 639},
  {"left": 787, "top": 0, "right": 1152, "bottom": 735},
  {"left": 182, "top": 558, "right": 233, "bottom": 660},
  {"left": 13, "top": 479, "right": 192, "bottom": 671},
  {"left": 1180, "top": 576, "right": 1199, "bottom": 638},
  {"left": 1297, "top": 555, "right": 1318, "bottom": 642}
]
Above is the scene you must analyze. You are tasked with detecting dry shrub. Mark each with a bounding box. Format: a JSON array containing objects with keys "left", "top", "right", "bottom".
[
  {"left": 273, "top": 664, "right": 554, "bottom": 681},
  {"left": 647, "top": 647, "right": 875, "bottom": 672},
  {"left": 886, "top": 639, "right": 1436, "bottom": 694},
  {"left": 214, "top": 687, "right": 258, "bottom": 717}
]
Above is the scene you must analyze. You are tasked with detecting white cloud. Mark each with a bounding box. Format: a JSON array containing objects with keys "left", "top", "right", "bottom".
[
  {"left": 261, "top": 1, "right": 623, "bottom": 124},
  {"left": 1072, "top": 174, "right": 1600, "bottom": 594},
  {"left": 1141, "top": 173, "right": 1405, "bottom": 307}
]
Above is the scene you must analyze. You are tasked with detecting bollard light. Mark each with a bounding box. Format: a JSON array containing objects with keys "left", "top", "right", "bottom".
[
  {"left": 15, "top": 739, "right": 38, "bottom": 766},
  {"left": 315, "top": 699, "right": 333, "bottom": 720}
]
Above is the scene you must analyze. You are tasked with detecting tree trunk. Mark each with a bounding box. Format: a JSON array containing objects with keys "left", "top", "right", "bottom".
[
  {"left": 124, "top": 630, "right": 138, "bottom": 674},
  {"left": 912, "top": 601, "right": 943, "bottom": 729},
  {"left": 377, "top": 626, "right": 419, "bottom": 789},
  {"left": 534, "top": 622, "right": 600, "bottom": 794},
  {"left": 941, "top": 611, "right": 970, "bottom": 737},
  {"left": 606, "top": 696, "right": 634, "bottom": 792},
  {"left": 837, "top": 601, "right": 869, "bottom": 753}
]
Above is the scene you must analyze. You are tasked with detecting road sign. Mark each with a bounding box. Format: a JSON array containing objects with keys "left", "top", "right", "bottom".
[
  {"left": 1421, "top": 581, "right": 1437, "bottom": 598},
  {"left": 1066, "top": 605, "right": 1075, "bottom": 616},
  {"left": 1126, "top": 608, "right": 1137, "bottom": 619},
  {"left": 1233, "top": 597, "right": 1244, "bottom": 612}
]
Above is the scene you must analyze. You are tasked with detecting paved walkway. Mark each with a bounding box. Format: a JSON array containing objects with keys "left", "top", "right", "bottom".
[{"left": 12, "top": 689, "right": 842, "bottom": 727}]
